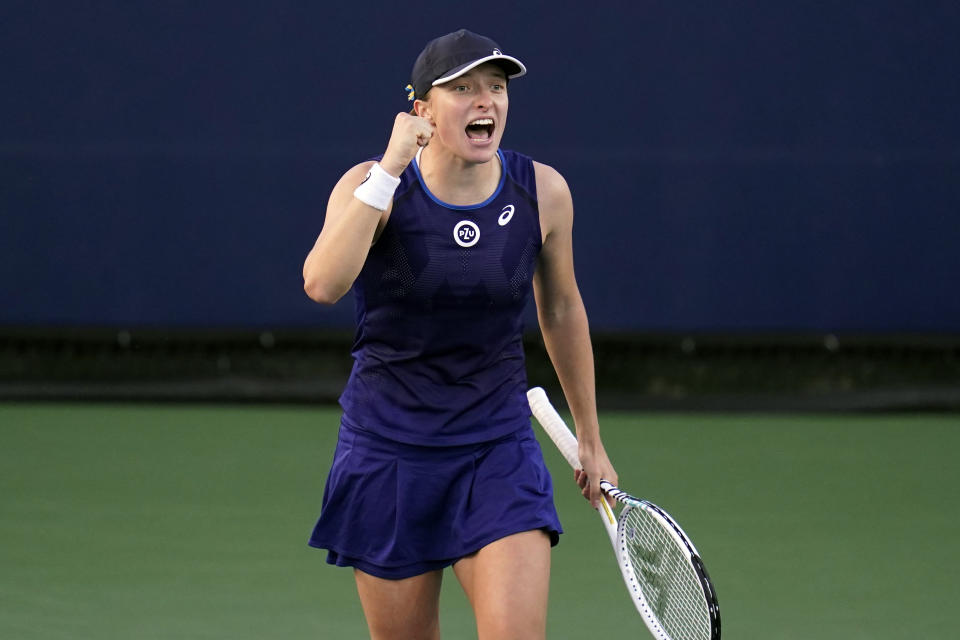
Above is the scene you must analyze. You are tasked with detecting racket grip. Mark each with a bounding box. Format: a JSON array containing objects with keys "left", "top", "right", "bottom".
[{"left": 527, "top": 387, "right": 582, "bottom": 470}]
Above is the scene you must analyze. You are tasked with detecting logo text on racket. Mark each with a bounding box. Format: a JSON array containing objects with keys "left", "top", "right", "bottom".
[{"left": 629, "top": 528, "right": 669, "bottom": 620}]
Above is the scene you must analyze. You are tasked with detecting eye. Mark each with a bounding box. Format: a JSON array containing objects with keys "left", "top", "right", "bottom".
[
  {"left": 491, "top": 83, "right": 505, "bottom": 93},
  {"left": 453, "top": 84, "right": 469, "bottom": 93}
]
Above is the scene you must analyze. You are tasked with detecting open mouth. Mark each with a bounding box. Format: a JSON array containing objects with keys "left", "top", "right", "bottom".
[{"left": 465, "top": 118, "right": 495, "bottom": 141}]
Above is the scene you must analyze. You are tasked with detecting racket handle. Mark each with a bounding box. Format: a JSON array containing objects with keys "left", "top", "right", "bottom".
[
  {"left": 527, "top": 387, "right": 581, "bottom": 469},
  {"left": 528, "top": 387, "right": 620, "bottom": 547}
]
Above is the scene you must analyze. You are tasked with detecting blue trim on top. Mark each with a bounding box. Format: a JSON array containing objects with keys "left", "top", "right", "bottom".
[{"left": 412, "top": 149, "right": 506, "bottom": 211}]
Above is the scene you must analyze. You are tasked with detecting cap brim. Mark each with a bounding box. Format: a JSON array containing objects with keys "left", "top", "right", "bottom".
[{"left": 432, "top": 54, "right": 527, "bottom": 87}]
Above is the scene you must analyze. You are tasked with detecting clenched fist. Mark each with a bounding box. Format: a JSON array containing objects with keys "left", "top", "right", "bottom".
[{"left": 379, "top": 113, "right": 435, "bottom": 177}]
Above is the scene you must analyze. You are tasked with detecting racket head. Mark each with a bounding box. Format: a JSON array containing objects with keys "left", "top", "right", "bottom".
[
  {"left": 616, "top": 501, "right": 721, "bottom": 640},
  {"left": 527, "top": 387, "right": 720, "bottom": 638}
]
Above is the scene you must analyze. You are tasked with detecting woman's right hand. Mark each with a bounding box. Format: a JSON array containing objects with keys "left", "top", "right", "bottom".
[{"left": 380, "top": 113, "right": 435, "bottom": 177}]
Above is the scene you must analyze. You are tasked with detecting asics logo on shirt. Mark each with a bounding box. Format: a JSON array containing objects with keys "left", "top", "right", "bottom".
[
  {"left": 454, "top": 220, "right": 480, "bottom": 247},
  {"left": 498, "top": 204, "right": 515, "bottom": 226}
]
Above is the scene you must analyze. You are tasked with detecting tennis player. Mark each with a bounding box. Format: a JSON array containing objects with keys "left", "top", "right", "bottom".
[{"left": 303, "top": 28, "right": 617, "bottom": 640}]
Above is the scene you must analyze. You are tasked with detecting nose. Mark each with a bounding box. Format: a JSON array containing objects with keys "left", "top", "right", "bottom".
[{"left": 474, "top": 86, "right": 492, "bottom": 109}]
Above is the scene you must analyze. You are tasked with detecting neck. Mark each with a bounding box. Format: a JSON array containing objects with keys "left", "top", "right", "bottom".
[{"left": 418, "top": 145, "right": 501, "bottom": 206}]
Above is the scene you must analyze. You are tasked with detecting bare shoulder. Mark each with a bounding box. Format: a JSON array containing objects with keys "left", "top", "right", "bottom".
[
  {"left": 533, "top": 161, "right": 574, "bottom": 241},
  {"left": 533, "top": 161, "right": 572, "bottom": 205}
]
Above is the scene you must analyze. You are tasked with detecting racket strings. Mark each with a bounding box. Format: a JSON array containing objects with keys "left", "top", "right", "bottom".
[{"left": 622, "top": 507, "right": 711, "bottom": 640}]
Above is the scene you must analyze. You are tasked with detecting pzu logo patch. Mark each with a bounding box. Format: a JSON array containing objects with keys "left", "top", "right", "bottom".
[{"left": 453, "top": 220, "right": 480, "bottom": 247}]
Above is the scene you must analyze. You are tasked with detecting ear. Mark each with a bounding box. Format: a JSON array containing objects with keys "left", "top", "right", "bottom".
[{"left": 413, "top": 99, "right": 434, "bottom": 124}]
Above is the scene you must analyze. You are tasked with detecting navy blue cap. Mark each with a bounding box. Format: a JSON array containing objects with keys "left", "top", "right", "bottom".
[{"left": 409, "top": 29, "right": 526, "bottom": 101}]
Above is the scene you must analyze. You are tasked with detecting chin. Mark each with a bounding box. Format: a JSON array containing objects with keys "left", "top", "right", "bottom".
[
  {"left": 461, "top": 138, "right": 502, "bottom": 163},
  {"left": 467, "top": 148, "right": 499, "bottom": 164}
]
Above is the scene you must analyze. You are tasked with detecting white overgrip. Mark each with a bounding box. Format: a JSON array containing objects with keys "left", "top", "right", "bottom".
[
  {"left": 527, "top": 387, "right": 619, "bottom": 546},
  {"left": 526, "top": 387, "right": 581, "bottom": 469}
]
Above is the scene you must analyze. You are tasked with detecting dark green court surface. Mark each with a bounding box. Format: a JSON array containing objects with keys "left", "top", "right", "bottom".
[{"left": 2, "top": 404, "right": 956, "bottom": 638}]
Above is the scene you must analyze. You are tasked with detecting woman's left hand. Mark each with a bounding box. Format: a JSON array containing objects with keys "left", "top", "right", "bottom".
[{"left": 574, "top": 437, "right": 618, "bottom": 510}]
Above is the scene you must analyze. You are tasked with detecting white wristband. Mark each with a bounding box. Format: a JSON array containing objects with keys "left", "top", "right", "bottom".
[{"left": 353, "top": 163, "right": 401, "bottom": 211}]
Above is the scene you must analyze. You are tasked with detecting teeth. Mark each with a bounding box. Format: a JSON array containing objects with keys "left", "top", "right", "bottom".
[{"left": 469, "top": 118, "right": 494, "bottom": 126}]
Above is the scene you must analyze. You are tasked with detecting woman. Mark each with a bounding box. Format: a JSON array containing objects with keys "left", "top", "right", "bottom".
[{"left": 303, "top": 28, "right": 617, "bottom": 640}]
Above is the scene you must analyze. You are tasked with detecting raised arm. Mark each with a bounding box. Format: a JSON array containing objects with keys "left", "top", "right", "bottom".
[
  {"left": 532, "top": 161, "right": 618, "bottom": 508},
  {"left": 303, "top": 113, "right": 434, "bottom": 304}
]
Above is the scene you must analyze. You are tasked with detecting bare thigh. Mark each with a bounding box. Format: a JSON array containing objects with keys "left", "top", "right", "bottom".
[
  {"left": 452, "top": 530, "right": 552, "bottom": 640},
  {"left": 354, "top": 569, "right": 443, "bottom": 640}
]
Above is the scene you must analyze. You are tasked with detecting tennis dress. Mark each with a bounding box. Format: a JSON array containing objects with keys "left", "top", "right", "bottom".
[{"left": 308, "top": 149, "right": 562, "bottom": 579}]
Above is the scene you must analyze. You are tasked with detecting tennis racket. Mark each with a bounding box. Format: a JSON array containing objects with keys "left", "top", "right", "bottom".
[{"left": 527, "top": 387, "right": 720, "bottom": 640}]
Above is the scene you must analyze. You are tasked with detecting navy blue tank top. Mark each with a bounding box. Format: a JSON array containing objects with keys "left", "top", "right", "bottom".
[{"left": 339, "top": 149, "right": 542, "bottom": 446}]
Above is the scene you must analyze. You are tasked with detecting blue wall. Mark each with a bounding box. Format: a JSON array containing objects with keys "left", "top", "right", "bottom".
[{"left": 4, "top": 1, "right": 958, "bottom": 331}]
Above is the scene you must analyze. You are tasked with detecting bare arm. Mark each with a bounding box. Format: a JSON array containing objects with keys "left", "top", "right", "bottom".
[
  {"left": 303, "top": 113, "right": 435, "bottom": 304},
  {"left": 532, "top": 161, "right": 618, "bottom": 507},
  {"left": 302, "top": 161, "right": 385, "bottom": 304}
]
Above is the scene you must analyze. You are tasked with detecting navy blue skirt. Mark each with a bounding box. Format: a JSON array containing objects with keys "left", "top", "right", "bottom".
[{"left": 308, "top": 421, "right": 563, "bottom": 579}]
